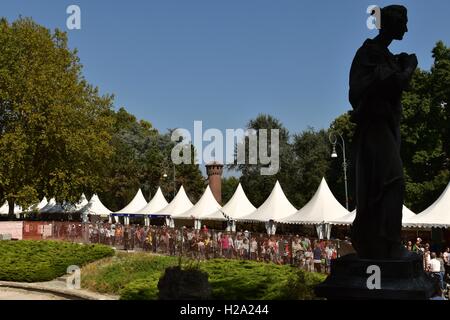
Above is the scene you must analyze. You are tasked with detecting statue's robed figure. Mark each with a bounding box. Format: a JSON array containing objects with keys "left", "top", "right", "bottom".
[{"left": 349, "top": 5, "right": 418, "bottom": 259}]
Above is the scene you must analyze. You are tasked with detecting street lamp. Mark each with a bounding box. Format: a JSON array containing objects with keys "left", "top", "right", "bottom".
[
  {"left": 172, "top": 164, "right": 176, "bottom": 198},
  {"left": 329, "top": 131, "right": 349, "bottom": 211},
  {"left": 163, "top": 165, "right": 176, "bottom": 198}
]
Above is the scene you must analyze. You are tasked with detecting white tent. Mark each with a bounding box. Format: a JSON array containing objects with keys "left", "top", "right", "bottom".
[
  {"left": 37, "top": 197, "right": 48, "bottom": 211},
  {"left": 177, "top": 186, "right": 224, "bottom": 221},
  {"left": 329, "top": 205, "right": 416, "bottom": 226},
  {"left": 403, "top": 183, "right": 450, "bottom": 228},
  {"left": 156, "top": 186, "right": 194, "bottom": 217},
  {"left": 39, "top": 198, "right": 57, "bottom": 213},
  {"left": 216, "top": 183, "right": 256, "bottom": 220},
  {"left": 0, "top": 202, "right": 7, "bottom": 215},
  {"left": 135, "top": 187, "right": 169, "bottom": 215},
  {"left": 278, "top": 178, "right": 348, "bottom": 225},
  {"left": 47, "top": 202, "right": 65, "bottom": 213},
  {"left": 238, "top": 181, "right": 297, "bottom": 223},
  {"left": 114, "top": 189, "right": 147, "bottom": 214},
  {"left": 21, "top": 197, "right": 49, "bottom": 213},
  {"left": 81, "top": 194, "right": 112, "bottom": 217},
  {"left": 64, "top": 194, "right": 89, "bottom": 213}
]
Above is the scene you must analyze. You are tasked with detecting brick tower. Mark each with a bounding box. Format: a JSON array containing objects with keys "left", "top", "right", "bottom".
[{"left": 206, "top": 162, "right": 224, "bottom": 204}]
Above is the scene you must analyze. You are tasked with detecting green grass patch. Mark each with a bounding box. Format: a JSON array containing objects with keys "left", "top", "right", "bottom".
[
  {"left": 81, "top": 254, "right": 326, "bottom": 300},
  {"left": 0, "top": 240, "right": 114, "bottom": 282}
]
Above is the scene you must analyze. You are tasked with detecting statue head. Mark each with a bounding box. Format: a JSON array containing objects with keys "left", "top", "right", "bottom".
[{"left": 380, "top": 5, "right": 408, "bottom": 40}]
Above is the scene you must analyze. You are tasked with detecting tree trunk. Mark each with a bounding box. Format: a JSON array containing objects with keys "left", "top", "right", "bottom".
[{"left": 7, "top": 199, "right": 15, "bottom": 219}]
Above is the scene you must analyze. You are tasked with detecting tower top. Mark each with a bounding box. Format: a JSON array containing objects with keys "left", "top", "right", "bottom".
[{"left": 206, "top": 162, "right": 224, "bottom": 176}]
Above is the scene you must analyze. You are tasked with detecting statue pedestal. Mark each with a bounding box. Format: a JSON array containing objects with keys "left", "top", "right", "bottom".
[{"left": 315, "top": 254, "right": 434, "bottom": 300}]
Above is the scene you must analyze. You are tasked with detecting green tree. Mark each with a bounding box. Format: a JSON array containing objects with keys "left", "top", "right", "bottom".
[
  {"left": 99, "top": 109, "right": 205, "bottom": 211},
  {"left": 328, "top": 113, "right": 356, "bottom": 210},
  {"left": 329, "top": 42, "right": 450, "bottom": 212},
  {"left": 400, "top": 41, "right": 450, "bottom": 212},
  {"left": 290, "top": 128, "right": 332, "bottom": 208},
  {"left": 230, "top": 114, "right": 294, "bottom": 207},
  {"left": 222, "top": 176, "right": 240, "bottom": 204},
  {"left": 0, "top": 17, "right": 114, "bottom": 217}
]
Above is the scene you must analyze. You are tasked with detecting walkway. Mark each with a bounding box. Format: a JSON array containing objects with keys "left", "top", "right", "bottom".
[{"left": 0, "top": 276, "right": 118, "bottom": 300}]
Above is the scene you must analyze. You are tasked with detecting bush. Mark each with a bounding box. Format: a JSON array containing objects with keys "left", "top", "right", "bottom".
[
  {"left": 81, "top": 254, "right": 326, "bottom": 300},
  {"left": 120, "top": 278, "right": 159, "bottom": 300},
  {"left": 0, "top": 240, "right": 114, "bottom": 282},
  {"left": 82, "top": 253, "right": 179, "bottom": 296}
]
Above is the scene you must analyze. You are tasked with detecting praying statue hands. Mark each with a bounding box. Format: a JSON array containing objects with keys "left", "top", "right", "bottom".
[{"left": 396, "top": 52, "right": 418, "bottom": 72}]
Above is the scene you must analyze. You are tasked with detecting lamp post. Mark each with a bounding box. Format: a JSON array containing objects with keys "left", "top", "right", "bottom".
[
  {"left": 173, "top": 164, "right": 176, "bottom": 198},
  {"left": 163, "top": 164, "right": 176, "bottom": 198},
  {"left": 329, "top": 131, "right": 349, "bottom": 211}
]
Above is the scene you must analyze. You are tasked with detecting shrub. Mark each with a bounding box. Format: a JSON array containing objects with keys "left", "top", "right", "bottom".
[
  {"left": 0, "top": 240, "right": 114, "bottom": 282},
  {"left": 119, "top": 278, "right": 159, "bottom": 300},
  {"left": 81, "top": 254, "right": 326, "bottom": 300}
]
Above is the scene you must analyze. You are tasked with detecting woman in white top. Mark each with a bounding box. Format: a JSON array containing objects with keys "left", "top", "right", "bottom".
[{"left": 250, "top": 238, "right": 258, "bottom": 261}]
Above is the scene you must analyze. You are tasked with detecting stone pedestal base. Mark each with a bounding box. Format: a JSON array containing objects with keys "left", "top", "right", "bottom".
[{"left": 315, "top": 254, "right": 434, "bottom": 300}]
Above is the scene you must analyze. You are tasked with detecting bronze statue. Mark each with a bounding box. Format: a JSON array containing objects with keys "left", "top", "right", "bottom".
[{"left": 349, "top": 5, "right": 418, "bottom": 259}]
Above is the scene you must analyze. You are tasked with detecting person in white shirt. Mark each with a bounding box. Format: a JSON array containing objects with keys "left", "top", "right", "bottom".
[
  {"left": 430, "top": 252, "right": 445, "bottom": 290},
  {"left": 250, "top": 238, "right": 258, "bottom": 260}
]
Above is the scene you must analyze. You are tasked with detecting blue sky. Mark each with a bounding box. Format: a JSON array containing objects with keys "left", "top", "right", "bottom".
[{"left": 1, "top": 1, "right": 450, "bottom": 171}]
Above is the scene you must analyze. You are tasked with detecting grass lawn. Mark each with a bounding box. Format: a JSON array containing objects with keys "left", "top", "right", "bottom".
[
  {"left": 81, "top": 253, "right": 327, "bottom": 300},
  {"left": 0, "top": 240, "right": 114, "bottom": 282}
]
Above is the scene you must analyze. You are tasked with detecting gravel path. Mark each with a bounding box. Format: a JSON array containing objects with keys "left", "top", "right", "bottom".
[{"left": 0, "top": 287, "right": 67, "bottom": 300}]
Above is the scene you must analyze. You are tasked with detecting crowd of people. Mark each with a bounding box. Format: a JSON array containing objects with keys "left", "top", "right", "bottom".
[
  {"left": 49, "top": 222, "right": 339, "bottom": 274},
  {"left": 48, "top": 221, "right": 450, "bottom": 292},
  {"left": 44, "top": 222, "right": 450, "bottom": 299},
  {"left": 405, "top": 237, "right": 450, "bottom": 294}
]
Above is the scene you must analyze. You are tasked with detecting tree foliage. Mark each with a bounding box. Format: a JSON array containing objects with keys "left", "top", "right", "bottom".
[
  {"left": 99, "top": 108, "right": 205, "bottom": 211},
  {"left": 0, "top": 17, "right": 206, "bottom": 217},
  {"left": 400, "top": 41, "right": 450, "bottom": 212},
  {"left": 231, "top": 42, "right": 449, "bottom": 213},
  {"left": 0, "top": 17, "right": 114, "bottom": 216}
]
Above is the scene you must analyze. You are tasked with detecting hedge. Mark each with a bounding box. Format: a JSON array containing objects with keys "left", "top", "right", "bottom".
[
  {"left": 81, "top": 254, "right": 326, "bottom": 300},
  {"left": 0, "top": 240, "right": 115, "bottom": 282}
]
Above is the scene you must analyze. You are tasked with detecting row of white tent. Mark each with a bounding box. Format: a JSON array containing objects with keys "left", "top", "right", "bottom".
[
  {"left": 108, "top": 177, "right": 450, "bottom": 233},
  {"left": 0, "top": 194, "right": 111, "bottom": 220},
  {"left": 1, "top": 178, "right": 449, "bottom": 233}
]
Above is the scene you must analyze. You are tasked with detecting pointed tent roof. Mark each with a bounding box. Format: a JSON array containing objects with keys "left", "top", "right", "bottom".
[
  {"left": 330, "top": 205, "right": 416, "bottom": 226},
  {"left": 75, "top": 193, "right": 89, "bottom": 211},
  {"left": 403, "top": 183, "right": 450, "bottom": 228},
  {"left": 238, "top": 181, "right": 297, "bottom": 222},
  {"left": 278, "top": 178, "right": 348, "bottom": 225},
  {"left": 64, "top": 194, "right": 89, "bottom": 213},
  {"left": 176, "top": 186, "right": 224, "bottom": 221},
  {"left": 0, "top": 202, "right": 8, "bottom": 215},
  {"left": 155, "top": 186, "right": 194, "bottom": 217},
  {"left": 114, "top": 189, "right": 147, "bottom": 214},
  {"left": 37, "top": 197, "right": 48, "bottom": 210},
  {"left": 0, "top": 202, "right": 21, "bottom": 215},
  {"left": 135, "top": 187, "right": 169, "bottom": 215},
  {"left": 212, "top": 183, "right": 256, "bottom": 220},
  {"left": 81, "top": 194, "right": 112, "bottom": 217},
  {"left": 40, "top": 198, "right": 56, "bottom": 213},
  {"left": 23, "top": 197, "right": 49, "bottom": 212}
]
